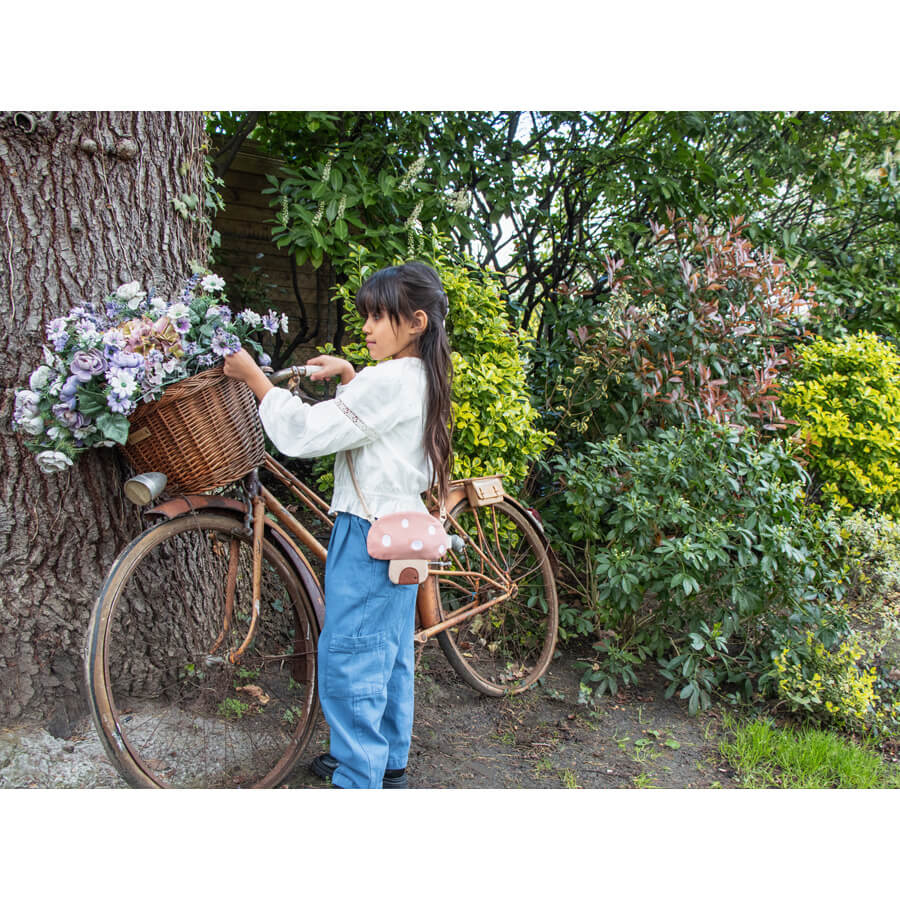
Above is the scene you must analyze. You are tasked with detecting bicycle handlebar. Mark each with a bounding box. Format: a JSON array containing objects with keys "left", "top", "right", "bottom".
[{"left": 267, "top": 365, "right": 323, "bottom": 386}]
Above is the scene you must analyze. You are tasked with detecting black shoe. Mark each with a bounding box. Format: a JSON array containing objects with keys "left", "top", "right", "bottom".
[{"left": 309, "top": 753, "right": 408, "bottom": 788}]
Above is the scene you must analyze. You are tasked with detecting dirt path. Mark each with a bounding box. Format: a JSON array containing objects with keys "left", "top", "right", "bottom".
[
  {"left": 1, "top": 641, "right": 736, "bottom": 789},
  {"left": 289, "top": 642, "right": 736, "bottom": 789}
]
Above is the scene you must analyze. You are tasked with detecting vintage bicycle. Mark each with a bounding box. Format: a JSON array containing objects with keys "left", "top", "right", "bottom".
[{"left": 83, "top": 365, "right": 558, "bottom": 788}]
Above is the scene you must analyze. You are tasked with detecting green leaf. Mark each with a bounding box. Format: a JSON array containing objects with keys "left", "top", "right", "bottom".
[
  {"left": 96, "top": 411, "right": 130, "bottom": 445},
  {"left": 77, "top": 392, "right": 106, "bottom": 416}
]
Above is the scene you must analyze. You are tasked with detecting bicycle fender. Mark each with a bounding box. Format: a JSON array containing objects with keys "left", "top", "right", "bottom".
[
  {"left": 440, "top": 483, "right": 560, "bottom": 577},
  {"left": 145, "top": 495, "right": 326, "bottom": 631},
  {"left": 497, "top": 494, "right": 560, "bottom": 576}
]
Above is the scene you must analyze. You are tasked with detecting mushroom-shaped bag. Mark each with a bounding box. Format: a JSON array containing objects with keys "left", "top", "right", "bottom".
[
  {"left": 347, "top": 450, "right": 449, "bottom": 585},
  {"left": 367, "top": 512, "right": 450, "bottom": 585}
]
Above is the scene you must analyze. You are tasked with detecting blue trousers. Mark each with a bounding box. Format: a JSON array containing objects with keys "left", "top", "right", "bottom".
[{"left": 318, "top": 513, "right": 418, "bottom": 789}]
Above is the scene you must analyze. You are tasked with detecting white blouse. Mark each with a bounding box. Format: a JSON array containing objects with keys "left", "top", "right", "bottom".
[{"left": 257, "top": 356, "right": 431, "bottom": 520}]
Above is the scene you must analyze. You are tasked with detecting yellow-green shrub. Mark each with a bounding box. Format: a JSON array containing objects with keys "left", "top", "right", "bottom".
[
  {"left": 439, "top": 257, "right": 551, "bottom": 483},
  {"left": 781, "top": 331, "right": 900, "bottom": 515},
  {"left": 766, "top": 629, "right": 900, "bottom": 735}
]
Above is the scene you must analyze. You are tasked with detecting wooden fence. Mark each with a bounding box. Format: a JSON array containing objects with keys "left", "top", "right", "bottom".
[{"left": 213, "top": 142, "right": 339, "bottom": 362}]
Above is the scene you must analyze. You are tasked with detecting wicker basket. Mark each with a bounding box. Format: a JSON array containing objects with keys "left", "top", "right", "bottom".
[{"left": 121, "top": 366, "right": 265, "bottom": 494}]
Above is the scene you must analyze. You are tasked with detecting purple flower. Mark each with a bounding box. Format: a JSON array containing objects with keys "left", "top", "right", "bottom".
[
  {"left": 46, "top": 317, "right": 67, "bottom": 339},
  {"left": 53, "top": 332, "right": 70, "bottom": 353},
  {"left": 257, "top": 351, "right": 272, "bottom": 367},
  {"left": 110, "top": 350, "right": 144, "bottom": 372},
  {"left": 210, "top": 329, "right": 241, "bottom": 357},
  {"left": 182, "top": 274, "right": 201, "bottom": 299},
  {"left": 107, "top": 393, "right": 135, "bottom": 415},
  {"left": 58, "top": 374, "right": 80, "bottom": 401},
  {"left": 261, "top": 314, "right": 279, "bottom": 334},
  {"left": 174, "top": 316, "right": 191, "bottom": 335},
  {"left": 52, "top": 404, "right": 86, "bottom": 429},
  {"left": 70, "top": 348, "right": 108, "bottom": 383},
  {"left": 54, "top": 393, "right": 77, "bottom": 411}
]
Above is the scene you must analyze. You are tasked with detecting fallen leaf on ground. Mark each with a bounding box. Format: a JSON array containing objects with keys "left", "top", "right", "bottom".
[{"left": 236, "top": 684, "right": 270, "bottom": 704}]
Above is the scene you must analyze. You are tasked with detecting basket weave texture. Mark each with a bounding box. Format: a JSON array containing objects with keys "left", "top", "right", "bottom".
[{"left": 121, "top": 366, "right": 265, "bottom": 494}]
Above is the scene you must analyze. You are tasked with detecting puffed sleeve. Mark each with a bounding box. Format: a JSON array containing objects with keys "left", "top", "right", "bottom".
[{"left": 256, "top": 363, "right": 418, "bottom": 459}]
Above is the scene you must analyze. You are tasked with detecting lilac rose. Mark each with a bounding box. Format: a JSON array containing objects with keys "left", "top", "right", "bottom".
[
  {"left": 52, "top": 403, "right": 86, "bottom": 429},
  {"left": 70, "top": 348, "right": 108, "bottom": 383},
  {"left": 110, "top": 350, "right": 145, "bottom": 372},
  {"left": 59, "top": 374, "right": 81, "bottom": 401}
]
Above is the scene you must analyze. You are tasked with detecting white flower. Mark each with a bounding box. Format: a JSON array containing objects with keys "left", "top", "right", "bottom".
[
  {"left": 15, "top": 389, "right": 41, "bottom": 418},
  {"left": 103, "top": 328, "right": 126, "bottom": 349},
  {"left": 46, "top": 425, "right": 62, "bottom": 440},
  {"left": 29, "top": 366, "right": 54, "bottom": 392},
  {"left": 167, "top": 302, "right": 190, "bottom": 320},
  {"left": 201, "top": 274, "right": 226, "bottom": 293},
  {"left": 280, "top": 313, "right": 289, "bottom": 333},
  {"left": 42, "top": 345, "right": 56, "bottom": 366},
  {"left": 107, "top": 370, "right": 137, "bottom": 396},
  {"left": 116, "top": 281, "right": 146, "bottom": 305},
  {"left": 18, "top": 415, "right": 45, "bottom": 436},
  {"left": 76, "top": 320, "right": 101, "bottom": 343},
  {"left": 35, "top": 450, "right": 73, "bottom": 474},
  {"left": 238, "top": 309, "right": 262, "bottom": 328},
  {"left": 149, "top": 297, "right": 168, "bottom": 315}
]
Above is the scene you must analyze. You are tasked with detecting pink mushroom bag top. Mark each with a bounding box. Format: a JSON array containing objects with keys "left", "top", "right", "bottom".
[{"left": 367, "top": 512, "right": 449, "bottom": 561}]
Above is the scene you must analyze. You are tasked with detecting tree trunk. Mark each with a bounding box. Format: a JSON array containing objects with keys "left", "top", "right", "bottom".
[{"left": 0, "top": 111, "right": 208, "bottom": 734}]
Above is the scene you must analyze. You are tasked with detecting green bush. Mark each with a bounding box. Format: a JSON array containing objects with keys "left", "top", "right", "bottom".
[
  {"left": 781, "top": 331, "right": 900, "bottom": 515},
  {"left": 550, "top": 421, "right": 847, "bottom": 712}
]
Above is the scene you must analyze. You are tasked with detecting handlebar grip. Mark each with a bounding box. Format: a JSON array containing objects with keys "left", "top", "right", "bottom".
[{"left": 269, "top": 365, "right": 323, "bottom": 385}]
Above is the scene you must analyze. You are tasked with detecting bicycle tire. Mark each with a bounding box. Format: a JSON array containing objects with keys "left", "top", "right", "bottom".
[
  {"left": 435, "top": 497, "right": 558, "bottom": 696},
  {"left": 85, "top": 511, "right": 320, "bottom": 788}
]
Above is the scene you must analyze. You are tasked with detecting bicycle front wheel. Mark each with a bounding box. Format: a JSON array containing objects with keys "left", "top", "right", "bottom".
[
  {"left": 436, "top": 498, "right": 558, "bottom": 696},
  {"left": 85, "top": 512, "right": 320, "bottom": 788}
]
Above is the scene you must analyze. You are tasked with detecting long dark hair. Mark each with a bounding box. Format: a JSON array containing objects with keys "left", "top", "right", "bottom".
[{"left": 354, "top": 261, "right": 453, "bottom": 503}]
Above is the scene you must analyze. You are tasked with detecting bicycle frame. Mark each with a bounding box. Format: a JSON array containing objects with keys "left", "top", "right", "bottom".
[{"left": 145, "top": 452, "right": 546, "bottom": 659}]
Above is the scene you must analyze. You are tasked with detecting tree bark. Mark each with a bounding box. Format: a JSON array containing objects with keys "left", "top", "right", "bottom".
[{"left": 0, "top": 111, "right": 208, "bottom": 734}]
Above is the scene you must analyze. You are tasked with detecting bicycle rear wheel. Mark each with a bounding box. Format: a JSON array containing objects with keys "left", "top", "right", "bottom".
[
  {"left": 435, "top": 498, "right": 558, "bottom": 696},
  {"left": 85, "top": 512, "right": 320, "bottom": 788}
]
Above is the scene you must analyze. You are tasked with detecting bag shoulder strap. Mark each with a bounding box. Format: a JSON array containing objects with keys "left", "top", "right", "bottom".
[
  {"left": 345, "top": 450, "right": 376, "bottom": 524},
  {"left": 345, "top": 449, "right": 447, "bottom": 525}
]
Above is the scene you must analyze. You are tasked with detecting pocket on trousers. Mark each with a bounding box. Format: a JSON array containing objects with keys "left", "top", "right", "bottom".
[{"left": 324, "top": 632, "right": 387, "bottom": 699}]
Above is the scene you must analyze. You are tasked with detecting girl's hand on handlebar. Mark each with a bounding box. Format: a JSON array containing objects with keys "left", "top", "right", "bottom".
[
  {"left": 223, "top": 348, "right": 273, "bottom": 402},
  {"left": 305, "top": 355, "right": 355, "bottom": 385}
]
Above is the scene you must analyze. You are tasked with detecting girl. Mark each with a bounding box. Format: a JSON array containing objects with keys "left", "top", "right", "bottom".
[{"left": 223, "top": 261, "right": 452, "bottom": 789}]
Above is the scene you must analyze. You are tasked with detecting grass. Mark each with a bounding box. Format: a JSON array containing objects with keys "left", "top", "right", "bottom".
[{"left": 719, "top": 715, "right": 900, "bottom": 789}]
